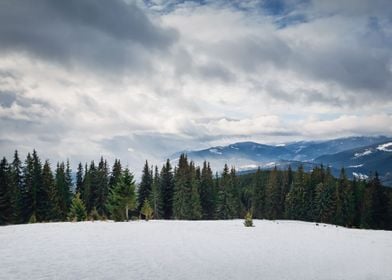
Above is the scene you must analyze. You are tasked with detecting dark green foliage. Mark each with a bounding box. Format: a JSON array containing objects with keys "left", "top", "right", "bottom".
[
  {"left": 252, "top": 168, "right": 266, "bottom": 219},
  {"left": 285, "top": 165, "right": 308, "bottom": 220},
  {"left": 216, "top": 164, "right": 236, "bottom": 219},
  {"left": 1, "top": 150, "right": 391, "bottom": 230},
  {"left": 21, "top": 153, "right": 34, "bottom": 223},
  {"left": 55, "top": 161, "right": 72, "bottom": 220},
  {"left": 75, "top": 163, "right": 84, "bottom": 195},
  {"left": 173, "top": 154, "right": 190, "bottom": 219},
  {"left": 137, "top": 161, "right": 152, "bottom": 214},
  {"left": 0, "top": 157, "right": 13, "bottom": 225},
  {"left": 109, "top": 159, "right": 122, "bottom": 190},
  {"left": 159, "top": 159, "right": 174, "bottom": 219},
  {"left": 68, "top": 193, "right": 87, "bottom": 222},
  {"left": 265, "top": 167, "right": 281, "bottom": 220},
  {"left": 200, "top": 161, "right": 216, "bottom": 219},
  {"left": 150, "top": 166, "right": 161, "bottom": 219},
  {"left": 106, "top": 168, "right": 136, "bottom": 221},
  {"left": 188, "top": 163, "right": 202, "bottom": 220}
]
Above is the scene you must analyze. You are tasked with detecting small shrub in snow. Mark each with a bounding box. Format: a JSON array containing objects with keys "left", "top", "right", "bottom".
[
  {"left": 141, "top": 199, "right": 153, "bottom": 221},
  {"left": 244, "top": 211, "right": 254, "bottom": 227}
]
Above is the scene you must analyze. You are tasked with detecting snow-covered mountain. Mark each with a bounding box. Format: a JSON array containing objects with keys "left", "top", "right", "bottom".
[
  {"left": 171, "top": 136, "right": 392, "bottom": 185},
  {"left": 315, "top": 141, "right": 392, "bottom": 185}
]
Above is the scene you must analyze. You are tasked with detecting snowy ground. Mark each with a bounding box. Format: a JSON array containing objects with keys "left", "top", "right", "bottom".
[{"left": 1, "top": 220, "right": 391, "bottom": 280}]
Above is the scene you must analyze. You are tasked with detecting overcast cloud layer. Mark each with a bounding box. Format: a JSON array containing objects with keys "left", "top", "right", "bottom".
[{"left": 0, "top": 0, "right": 391, "bottom": 173}]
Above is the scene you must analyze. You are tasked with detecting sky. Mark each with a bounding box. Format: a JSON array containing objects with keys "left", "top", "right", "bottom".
[{"left": 0, "top": 0, "right": 391, "bottom": 173}]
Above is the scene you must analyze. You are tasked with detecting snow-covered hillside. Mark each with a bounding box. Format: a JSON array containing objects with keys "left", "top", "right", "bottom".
[{"left": 1, "top": 220, "right": 391, "bottom": 280}]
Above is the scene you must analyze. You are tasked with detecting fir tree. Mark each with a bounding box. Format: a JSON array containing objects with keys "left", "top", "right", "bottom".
[
  {"left": 285, "top": 165, "right": 308, "bottom": 220},
  {"left": 109, "top": 159, "right": 122, "bottom": 190},
  {"left": 159, "top": 159, "right": 174, "bottom": 219},
  {"left": 21, "top": 153, "right": 34, "bottom": 223},
  {"left": 150, "top": 166, "right": 161, "bottom": 219},
  {"left": 173, "top": 154, "right": 190, "bottom": 219},
  {"left": 252, "top": 167, "right": 266, "bottom": 219},
  {"left": 68, "top": 193, "right": 87, "bottom": 222},
  {"left": 75, "top": 162, "right": 84, "bottom": 195},
  {"left": 11, "top": 150, "right": 23, "bottom": 223},
  {"left": 0, "top": 157, "right": 13, "bottom": 225},
  {"left": 265, "top": 167, "right": 281, "bottom": 220},
  {"left": 137, "top": 161, "right": 152, "bottom": 214},
  {"left": 216, "top": 164, "right": 236, "bottom": 219},
  {"left": 200, "top": 161, "right": 216, "bottom": 219},
  {"left": 106, "top": 168, "right": 136, "bottom": 221},
  {"left": 188, "top": 162, "right": 202, "bottom": 220}
]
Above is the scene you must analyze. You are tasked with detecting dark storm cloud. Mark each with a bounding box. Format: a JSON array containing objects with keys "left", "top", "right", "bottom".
[{"left": 0, "top": 0, "right": 178, "bottom": 71}]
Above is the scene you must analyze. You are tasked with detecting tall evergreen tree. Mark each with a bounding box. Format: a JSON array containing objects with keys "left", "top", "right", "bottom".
[
  {"left": 21, "top": 153, "right": 34, "bottom": 223},
  {"left": 159, "top": 159, "right": 174, "bottom": 219},
  {"left": 216, "top": 164, "right": 236, "bottom": 219},
  {"left": 200, "top": 161, "right": 216, "bottom": 219},
  {"left": 96, "top": 157, "right": 109, "bottom": 216},
  {"left": 75, "top": 162, "right": 84, "bottom": 195},
  {"left": 173, "top": 154, "right": 190, "bottom": 219},
  {"left": 252, "top": 167, "right": 266, "bottom": 219},
  {"left": 38, "top": 160, "right": 54, "bottom": 221},
  {"left": 314, "top": 170, "right": 336, "bottom": 224},
  {"left": 106, "top": 168, "right": 136, "bottom": 221},
  {"left": 109, "top": 159, "right": 122, "bottom": 190},
  {"left": 265, "top": 167, "right": 281, "bottom": 220},
  {"left": 188, "top": 162, "right": 202, "bottom": 220},
  {"left": 137, "top": 161, "right": 152, "bottom": 214},
  {"left": 150, "top": 166, "right": 161, "bottom": 219},
  {"left": 11, "top": 150, "right": 23, "bottom": 223},
  {"left": 285, "top": 165, "right": 308, "bottom": 220},
  {"left": 0, "top": 157, "right": 13, "bottom": 225}
]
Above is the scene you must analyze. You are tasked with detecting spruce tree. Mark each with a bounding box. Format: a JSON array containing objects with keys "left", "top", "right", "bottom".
[
  {"left": 173, "top": 154, "right": 190, "bottom": 219},
  {"left": 252, "top": 167, "right": 266, "bottom": 219},
  {"left": 188, "top": 162, "right": 202, "bottom": 220},
  {"left": 96, "top": 157, "right": 109, "bottom": 216},
  {"left": 150, "top": 166, "right": 161, "bottom": 219},
  {"left": 21, "top": 153, "right": 34, "bottom": 223},
  {"left": 137, "top": 161, "right": 152, "bottom": 214},
  {"left": 106, "top": 168, "right": 136, "bottom": 221},
  {"left": 75, "top": 162, "right": 84, "bottom": 195},
  {"left": 265, "top": 167, "right": 281, "bottom": 220},
  {"left": 159, "top": 159, "right": 174, "bottom": 219},
  {"left": 0, "top": 157, "right": 13, "bottom": 225},
  {"left": 109, "top": 159, "right": 122, "bottom": 190},
  {"left": 68, "top": 193, "right": 87, "bottom": 222},
  {"left": 285, "top": 165, "right": 308, "bottom": 220},
  {"left": 11, "top": 150, "right": 23, "bottom": 223},
  {"left": 216, "top": 164, "right": 236, "bottom": 219},
  {"left": 200, "top": 161, "right": 216, "bottom": 219}
]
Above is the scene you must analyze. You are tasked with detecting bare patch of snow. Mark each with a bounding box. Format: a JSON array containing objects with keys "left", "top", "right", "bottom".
[
  {"left": 352, "top": 172, "right": 369, "bottom": 180},
  {"left": 354, "top": 149, "right": 372, "bottom": 158},
  {"left": 377, "top": 142, "right": 392, "bottom": 152},
  {"left": 239, "top": 164, "right": 258, "bottom": 170},
  {"left": 349, "top": 164, "right": 364, "bottom": 168}
]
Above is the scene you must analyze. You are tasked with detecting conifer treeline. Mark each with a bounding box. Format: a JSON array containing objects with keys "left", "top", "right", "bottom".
[{"left": 0, "top": 151, "right": 391, "bottom": 230}]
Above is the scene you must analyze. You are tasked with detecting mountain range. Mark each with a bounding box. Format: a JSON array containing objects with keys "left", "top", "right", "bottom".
[{"left": 171, "top": 136, "right": 392, "bottom": 186}]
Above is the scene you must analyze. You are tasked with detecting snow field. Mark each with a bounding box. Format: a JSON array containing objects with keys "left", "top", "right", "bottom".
[{"left": 0, "top": 220, "right": 391, "bottom": 280}]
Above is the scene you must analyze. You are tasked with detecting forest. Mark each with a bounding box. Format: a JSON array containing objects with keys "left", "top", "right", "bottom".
[{"left": 0, "top": 151, "right": 391, "bottom": 230}]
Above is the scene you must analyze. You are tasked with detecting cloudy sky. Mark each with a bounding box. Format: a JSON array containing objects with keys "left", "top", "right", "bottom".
[{"left": 0, "top": 0, "right": 391, "bottom": 172}]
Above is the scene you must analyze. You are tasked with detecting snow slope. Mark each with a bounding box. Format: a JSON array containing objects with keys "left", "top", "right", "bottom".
[{"left": 0, "top": 220, "right": 391, "bottom": 280}]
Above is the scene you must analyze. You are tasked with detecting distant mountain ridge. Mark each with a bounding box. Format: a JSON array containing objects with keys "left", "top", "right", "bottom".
[{"left": 171, "top": 136, "right": 392, "bottom": 186}]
